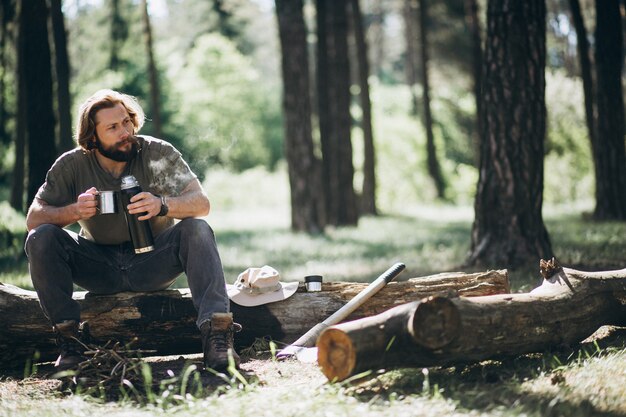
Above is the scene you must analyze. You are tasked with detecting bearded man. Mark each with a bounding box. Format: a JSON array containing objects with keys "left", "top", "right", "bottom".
[{"left": 25, "top": 89, "right": 239, "bottom": 372}]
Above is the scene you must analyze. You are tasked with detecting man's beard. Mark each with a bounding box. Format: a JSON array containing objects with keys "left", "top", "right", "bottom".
[{"left": 96, "top": 137, "right": 138, "bottom": 162}]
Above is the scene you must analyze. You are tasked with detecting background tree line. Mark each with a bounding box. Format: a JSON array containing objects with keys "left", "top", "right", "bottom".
[{"left": 0, "top": 0, "right": 624, "bottom": 270}]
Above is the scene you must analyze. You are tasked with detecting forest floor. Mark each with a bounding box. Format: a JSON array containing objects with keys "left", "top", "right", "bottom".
[{"left": 1, "top": 325, "right": 625, "bottom": 417}]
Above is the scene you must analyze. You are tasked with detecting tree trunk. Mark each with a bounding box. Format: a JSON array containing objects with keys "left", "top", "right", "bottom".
[
  {"left": 50, "top": 0, "right": 76, "bottom": 152},
  {"left": 467, "top": 0, "right": 553, "bottom": 269},
  {"left": 464, "top": 0, "right": 482, "bottom": 166},
  {"left": 109, "top": 0, "right": 127, "bottom": 71},
  {"left": 276, "top": 0, "right": 326, "bottom": 233},
  {"left": 0, "top": 270, "right": 509, "bottom": 368},
  {"left": 316, "top": 0, "right": 331, "bottom": 218},
  {"left": 21, "top": 0, "right": 57, "bottom": 207},
  {"left": 10, "top": 3, "right": 25, "bottom": 212},
  {"left": 0, "top": 0, "right": 7, "bottom": 149},
  {"left": 349, "top": 0, "right": 377, "bottom": 216},
  {"left": 141, "top": 0, "right": 163, "bottom": 138},
  {"left": 49, "top": 0, "right": 73, "bottom": 153},
  {"left": 317, "top": 266, "right": 626, "bottom": 382},
  {"left": 418, "top": 0, "right": 445, "bottom": 199},
  {"left": 592, "top": 0, "right": 626, "bottom": 220},
  {"left": 318, "top": 0, "right": 358, "bottom": 226}
]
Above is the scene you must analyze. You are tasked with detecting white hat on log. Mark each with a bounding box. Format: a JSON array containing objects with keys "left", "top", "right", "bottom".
[{"left": 227, "top": 265, "right": 299, "bottom": 307}]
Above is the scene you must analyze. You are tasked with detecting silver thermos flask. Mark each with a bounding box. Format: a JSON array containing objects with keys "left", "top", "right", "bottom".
[{"left": 120, "top": 175, "right": 154, "bottom": 254}]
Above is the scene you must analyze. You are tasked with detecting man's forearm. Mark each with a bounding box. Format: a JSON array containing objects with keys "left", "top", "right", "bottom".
[
  {"left": 26, "top": 201, "right": 80, "bottom": 231},
  {"left": 164, "top": 189, "right": 210, "bottom": 219}
]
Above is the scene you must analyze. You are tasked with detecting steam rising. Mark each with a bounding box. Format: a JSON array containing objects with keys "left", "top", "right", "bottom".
[{"left": 148, "top": 158, "right": 195, "bottom": 195}]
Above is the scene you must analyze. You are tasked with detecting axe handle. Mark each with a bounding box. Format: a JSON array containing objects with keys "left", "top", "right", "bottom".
[
  {"left": 280, "top": 262, "right": 406, "bottom": 351},
  {"left": 322, "top": 262, "right": 405, "bottom": 326},
  {"left": 285, "top": 322, "right": 329, "bottom": 350}
]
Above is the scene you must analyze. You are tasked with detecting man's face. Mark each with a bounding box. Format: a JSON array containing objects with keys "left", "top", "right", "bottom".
[{"left": 94, "top": 103, "right": 138, "bottom": 162}]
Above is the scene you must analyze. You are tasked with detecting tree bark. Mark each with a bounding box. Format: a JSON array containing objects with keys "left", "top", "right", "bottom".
[
  {"left": 49, "top": 0, "right": 73, "bottom": 152},
  {"left": 418, "top": 0, "right": 445, "bottom": 200},
  {"left": 21, "top": 0, "right": 57, "bottom": 207},
  {"left": 467, "top": 0, "right": 553, "bottom": 269},
  {"left": 0, "top": 0, "right": 7, "bottom": 149},
  {"left": 10, "top": 0, "right": 25, "bottom": 211},
  {"left": 0, "top": 270, "right": 509, "bottom": 368},
  {"left": 276, "top": 0, "right": 326, "bottom": 233},
  {"left": 592, "top": 0, "right": 626, "bottom": 220},
  {"left": 141, "top": 0, "right": 163, "bottom": 138},
  {"left": 317, "top": 266, "right": 626, "bottom": 382},
  {"left": 349, "top": 0, "right": 377, "bottom": 216},
  {"left": 109, "top": 0, "right": 127, "bottom": 71},
  {"left": 316, "top": 0, "right": 331, "bottom": 218},
  {"left": 318, "top": 0, "right": 358, "bottom": 226}
]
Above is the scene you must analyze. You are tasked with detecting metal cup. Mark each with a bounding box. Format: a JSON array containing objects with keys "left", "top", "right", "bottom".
[{"left": 97, "top": 190, "right": 118, "bottom": 214}]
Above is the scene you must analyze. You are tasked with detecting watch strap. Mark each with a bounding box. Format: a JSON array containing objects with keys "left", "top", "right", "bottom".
[{"left": 156, "top": 194, "right": 169, "bottom": 216}]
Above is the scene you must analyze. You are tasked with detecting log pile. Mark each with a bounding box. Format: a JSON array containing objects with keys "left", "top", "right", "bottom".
[
  {"left": 317, "top": 264, "right": 626, "bottom": 382},
  {"left": 0, "top": 270, "right": 509, "bottom": 369}
]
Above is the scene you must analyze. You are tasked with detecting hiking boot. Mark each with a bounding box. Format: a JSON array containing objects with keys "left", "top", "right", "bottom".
[
  {"left": 200, "top": 313, "right": 242, "bottom": 372},
  {"left": 53, "top": 320, "right": 88, "bottom": 371}
]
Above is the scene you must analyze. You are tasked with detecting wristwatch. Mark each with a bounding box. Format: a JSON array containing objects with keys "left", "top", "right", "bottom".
[{"left": 157, "top": 195, "right": 169, "bottom": 217}]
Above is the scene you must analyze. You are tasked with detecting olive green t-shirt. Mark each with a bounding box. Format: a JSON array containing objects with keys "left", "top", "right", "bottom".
[{"left": 36, "top": 136, "right": 197, "bottom": 245}]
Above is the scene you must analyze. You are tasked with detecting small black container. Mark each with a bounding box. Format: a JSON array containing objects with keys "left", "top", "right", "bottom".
[
  {"left": 120, "top": 175, "right": 154, "bottom": 254},
  {"left": 304, "top": 275, "right": 323, "bottom": 292}
]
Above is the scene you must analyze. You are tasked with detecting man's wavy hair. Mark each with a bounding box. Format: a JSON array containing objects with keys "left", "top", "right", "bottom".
[{"left": 75, "top": 89, "right": 145, "bottom": 150}]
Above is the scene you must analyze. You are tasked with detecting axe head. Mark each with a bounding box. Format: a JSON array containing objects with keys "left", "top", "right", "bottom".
[{"left": 275, "top": 345, "right": 318, "bottom": 363}]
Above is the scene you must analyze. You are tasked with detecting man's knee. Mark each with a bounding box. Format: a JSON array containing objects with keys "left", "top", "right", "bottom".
[
  {"left": 25, "top": 224, "right": 66, "bottom": 256},
  {"left": 177, "top": 218, "right": 215, "bottom": 245}
]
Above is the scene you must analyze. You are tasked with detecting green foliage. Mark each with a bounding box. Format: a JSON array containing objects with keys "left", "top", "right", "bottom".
[
  {"left": 0, "top": 201, "right": 26, "bottom": 260},
  {"left": 544, "top": 70, "right": 593, "bottom": 204},
  {"left": 367, "top": 79, "right": 478, "bottom": 209},
  {"left": 0, "top": 202, "right": 28, "bottom": 286},
  {"left": 168, "top": 33, "right": 283, "bottom": 173},
  {"left": 368, "top": 67, "right": 594, "bottom": 208}
]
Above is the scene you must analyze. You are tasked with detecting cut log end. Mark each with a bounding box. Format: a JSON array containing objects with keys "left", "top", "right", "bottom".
[
  {"left": 317, "top": 328, "right": 356, "bottom": 382},
  {"left": 409, "top": 296, "right": 460, "bottom": 349}
]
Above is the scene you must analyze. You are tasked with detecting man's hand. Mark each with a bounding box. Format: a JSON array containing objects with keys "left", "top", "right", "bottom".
[
  {"left": 26, "top": 186, "right": 102, "bottom": 231},
  {"left": 127, "top": 192, "right": 161, "bottom": 221},
  {"left": 76, "top": 187, "right": 99, "bottom": 220}
]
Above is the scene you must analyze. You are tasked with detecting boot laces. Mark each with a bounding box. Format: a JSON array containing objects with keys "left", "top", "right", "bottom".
[{"left": 209, "top": 323, "right": 242, "bottom": 351}]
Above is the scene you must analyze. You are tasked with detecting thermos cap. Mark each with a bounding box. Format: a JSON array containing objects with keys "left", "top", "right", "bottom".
[
  {"left": 305, "top": 275, "right": 323, "bottom": 283},
  {"left": 120, "top": 175, "right": 139, "bottom": 190}
]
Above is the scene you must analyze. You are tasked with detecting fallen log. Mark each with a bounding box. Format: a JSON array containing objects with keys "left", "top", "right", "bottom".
[
  {"left": 317, "top": 264, "right": 626, "bottom": 382},
  {"left": 0, "top": 269, "right": 509, "bottom": 369}
]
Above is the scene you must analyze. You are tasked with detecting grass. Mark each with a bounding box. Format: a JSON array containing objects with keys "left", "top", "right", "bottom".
[
  {"left": 1, "top": 340, "right": 625, "bottom": 417},
  {"left": 1, "top": 170, "right": 625, "bottom": 416}
]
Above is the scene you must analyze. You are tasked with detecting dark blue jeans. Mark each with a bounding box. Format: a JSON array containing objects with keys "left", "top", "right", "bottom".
[{"left": 24, "top": 218, "right": 229, "bottom": 328}]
